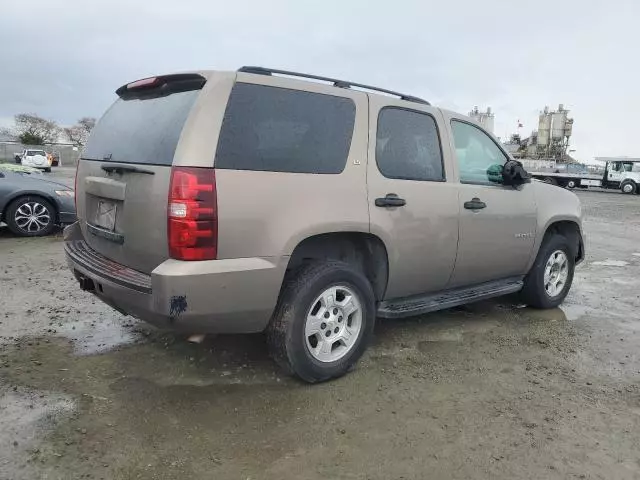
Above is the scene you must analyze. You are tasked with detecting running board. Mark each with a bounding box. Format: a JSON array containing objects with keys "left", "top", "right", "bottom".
[{"left": 377, "top": 277, "right": 524, "bottom": 319}]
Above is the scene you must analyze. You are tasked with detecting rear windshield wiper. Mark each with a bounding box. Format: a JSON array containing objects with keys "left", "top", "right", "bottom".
[{"left": 101, "top": 164, "right": 155, "bottom": 175}]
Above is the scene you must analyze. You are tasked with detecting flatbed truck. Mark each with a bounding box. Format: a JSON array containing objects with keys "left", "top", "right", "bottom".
[{"left": 528, "top": 157, "right": 640, "bottom": 194}]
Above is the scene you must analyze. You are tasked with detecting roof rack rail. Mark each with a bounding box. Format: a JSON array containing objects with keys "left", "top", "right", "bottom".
[{"left": 238, "top": 66, "right": 430, "bottom": 105}]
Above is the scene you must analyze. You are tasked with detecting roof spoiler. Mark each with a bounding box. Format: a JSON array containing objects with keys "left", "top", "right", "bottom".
[{"left": 116, "top": 73, "right": 206, "bottom": 100}]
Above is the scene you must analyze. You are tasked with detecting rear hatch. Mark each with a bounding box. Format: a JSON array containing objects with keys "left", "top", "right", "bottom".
[
  {"left": 76, "top": 74, "right": 206, "bottom": 274},
  {"left": 27, "top": 151, "right": 47, "bottom": 166}
]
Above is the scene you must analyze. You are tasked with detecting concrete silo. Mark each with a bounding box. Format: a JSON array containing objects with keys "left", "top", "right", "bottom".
[{"left": 468, "top": 106, "right": 495, "bottom": 133}]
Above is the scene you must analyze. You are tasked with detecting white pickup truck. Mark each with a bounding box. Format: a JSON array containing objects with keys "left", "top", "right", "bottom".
[
  {"left": 17, "top": 149, "right": 52, "bottom": 172},
  {"left": 528, "top": 158, "right": 640, "bottom": 194}
]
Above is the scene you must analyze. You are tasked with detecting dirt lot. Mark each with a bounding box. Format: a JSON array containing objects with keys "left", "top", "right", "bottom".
[{"left": 1, "top": 180, "right": 640, "bottom": 480}]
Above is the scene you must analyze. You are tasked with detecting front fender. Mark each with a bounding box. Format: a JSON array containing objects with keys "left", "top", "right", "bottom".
[{"left": 526, "top": 181, "right": 584, "bottom": 270}]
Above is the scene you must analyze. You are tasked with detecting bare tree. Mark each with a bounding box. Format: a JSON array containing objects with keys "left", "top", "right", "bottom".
[
  {"left": 14, "top": 113, "right": 60, "bottom": 145},
  {"left": 78, "top": 117, "right": 96, "bottom": 133},
  {"left": 64, "top": 125, "right": 84, "bottom": 147},
  {"left": 64, "top": 117, "right": 96, "bottom": 147}
]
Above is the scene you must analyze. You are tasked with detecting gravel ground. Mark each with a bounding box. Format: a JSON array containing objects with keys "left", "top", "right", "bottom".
[{"left": 1, "top": 181, "right": 639, "bottom": 480}]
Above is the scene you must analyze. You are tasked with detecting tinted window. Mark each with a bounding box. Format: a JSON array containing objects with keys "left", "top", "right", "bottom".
[
  {"left": 376, "top": 108, "right": 444, "bottom": 181},
  {"left": 27, "top": 151, "right": 45, "bottom": 156},
  {"left": 83, "top": 90, "right": 199, "bottom": 165},
  {"left": 451, "top": 121, "right": 507, "bottom": 185},
  {"left": 215, "top": 83, "right": 355, "bottom": 174}
]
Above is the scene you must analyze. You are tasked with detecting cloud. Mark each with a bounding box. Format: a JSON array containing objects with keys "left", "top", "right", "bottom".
[{"left": 0, "top": 0, "right": 638, "bottom": 161}]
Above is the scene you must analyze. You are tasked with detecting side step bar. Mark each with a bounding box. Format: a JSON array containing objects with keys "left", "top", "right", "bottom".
[{"left": 377, "top": 277, "right": 524, "bottom": 319}]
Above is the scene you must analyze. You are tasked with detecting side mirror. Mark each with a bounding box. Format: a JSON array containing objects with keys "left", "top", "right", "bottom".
[{"left": 502, "top": 160, "right": 531, "bottom": 186}]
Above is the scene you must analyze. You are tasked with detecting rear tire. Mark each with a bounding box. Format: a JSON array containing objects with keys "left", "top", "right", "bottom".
[
  {"left": 620, "top": 180, "right": 636, "bottom": 194},
  {"left": 521, "top": 234, "right": 575, "bottom": 309},
  {"left": 566, "top": 179, "right": 576, "bottom": 189},
  {"left": 266, "top": 261, "right": 375, "bottom": 383},
  {"left": 5, "top": 196, "right": 56, "bottom": 237},
  {"left": 44, "top": 167, "right": 52, "bottom": 173}
]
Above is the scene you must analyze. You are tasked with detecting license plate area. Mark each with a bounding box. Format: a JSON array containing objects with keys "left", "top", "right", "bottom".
[{"left": 94, "top": 199, "right": 117, "bottom": 231}]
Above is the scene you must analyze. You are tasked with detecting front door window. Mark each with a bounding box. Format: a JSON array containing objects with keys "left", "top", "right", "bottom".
[{"left": 451, "top": 121, "right": 507, "bottom": 185}]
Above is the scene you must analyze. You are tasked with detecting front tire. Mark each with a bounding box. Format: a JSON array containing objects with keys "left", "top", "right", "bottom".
[
  {"left": 521, "top": 234, "right": 575, "bottom": 309},
  {"left": 267, "top": 261, "right": 375, "bottom": 383},
  {"left": 5, "top": 196, "right": 56, "bottom": 237},
  {"left": 620, "top": 180, "right": 636, "bottom": 194}
]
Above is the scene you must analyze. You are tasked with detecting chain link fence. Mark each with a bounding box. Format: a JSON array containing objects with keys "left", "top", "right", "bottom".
[{"left": 0, "top": 142, "right": 80, "bottom": 167}]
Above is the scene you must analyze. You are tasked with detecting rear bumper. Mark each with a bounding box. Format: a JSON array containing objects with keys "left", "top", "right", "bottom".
[{"left": 63, "top": 222, "right": 287, "bottom": 333}]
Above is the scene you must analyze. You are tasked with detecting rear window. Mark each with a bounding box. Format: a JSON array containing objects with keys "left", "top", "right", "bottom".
[
  {"left": 27, "top": 151, "right": 45, "bottom": 156},
  {"left": 215, "top": 83, "right": 355, "bottom": 174},
  {"left": 83, "top": 90, "right": 199, "bottom": 165}
]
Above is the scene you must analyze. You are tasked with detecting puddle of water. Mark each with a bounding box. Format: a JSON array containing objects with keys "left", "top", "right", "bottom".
[
  {"left": 591, "top": 259, "right": 629, "bottom": 267},
  {"left": 56, "top": 317, "right": 143, "bottom": 355},
  {"left": 0, "top": 388, "right": 75, "bottom": 471},
  {"left": 559, "top": 304, "right": 590, "bottom": 321}
]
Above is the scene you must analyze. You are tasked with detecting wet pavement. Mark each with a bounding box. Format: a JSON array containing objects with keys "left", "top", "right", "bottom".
[{"left": 1, "top": 187, "right": 639, "bottom": 480}]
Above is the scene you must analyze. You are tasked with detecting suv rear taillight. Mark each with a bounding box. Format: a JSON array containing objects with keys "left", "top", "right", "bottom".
[
  {"left": 74, "top": 164, "right": 78, "bottom": 209},
  {"left": 168, "top": 167, "right": 217, "bottom": 261}
]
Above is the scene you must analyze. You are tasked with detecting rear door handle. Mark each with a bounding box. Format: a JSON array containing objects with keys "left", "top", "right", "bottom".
[
  {"left": 375, "top": 194, "right": 406, "bottom": 208},
  {"left": 464, "top": 197, "right": 486, "bottom": 210}
]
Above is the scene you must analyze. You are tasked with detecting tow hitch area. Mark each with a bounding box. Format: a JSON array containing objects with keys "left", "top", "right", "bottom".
[{"left": 77, "top": 274, "right": 95, "bottom": 292}]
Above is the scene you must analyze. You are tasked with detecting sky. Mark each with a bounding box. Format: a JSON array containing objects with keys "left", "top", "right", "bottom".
[{"left": 1, "top": 0, "right": 638, "bottom": 163}]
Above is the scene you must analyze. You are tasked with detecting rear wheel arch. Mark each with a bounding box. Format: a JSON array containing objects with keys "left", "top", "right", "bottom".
[{"left": 285, "top": 232, "right": 389, "bottom": 301}]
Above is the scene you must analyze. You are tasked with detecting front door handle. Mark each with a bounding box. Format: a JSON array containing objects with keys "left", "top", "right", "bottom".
[
  {"left": 375, "top": 193, "right": 406, "bottom": 208},
  {"left": 464, "top": 197, "right": 486, "bottom": 210}
]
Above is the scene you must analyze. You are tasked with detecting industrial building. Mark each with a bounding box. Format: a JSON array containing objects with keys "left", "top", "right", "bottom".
[
  {"left": 468, "top": 106, "right": 495, "bottom": 133},
  {"left": 502, "top": 104, "right": 574, "bottom": 162}
]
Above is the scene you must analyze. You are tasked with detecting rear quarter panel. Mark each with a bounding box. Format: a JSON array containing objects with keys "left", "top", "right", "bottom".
[{"left": 213, "top": 74, "right": 370, "bottom": 260}]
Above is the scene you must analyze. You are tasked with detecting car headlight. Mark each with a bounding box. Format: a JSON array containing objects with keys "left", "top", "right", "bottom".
[{"left": 55, "top": 190, "right": 74, "bottom": 197}]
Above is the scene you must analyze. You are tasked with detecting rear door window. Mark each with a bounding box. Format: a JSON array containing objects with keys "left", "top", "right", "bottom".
[
  {"left": 83, "top": 90, "right": 200, "bottom": 165},
  {"left": 215, "top": 83, "right": 356, "bottom": 174},
  {"left": 376, "top": 108, "right": 444, "bottom": 181}
]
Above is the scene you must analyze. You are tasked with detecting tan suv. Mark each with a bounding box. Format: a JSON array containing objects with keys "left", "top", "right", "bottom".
[{"left": 65, "top": 66, "right": 584, "bottom": 382}]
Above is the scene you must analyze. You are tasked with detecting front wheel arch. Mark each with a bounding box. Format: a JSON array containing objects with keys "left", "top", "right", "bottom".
[
  {"left": 521, "top": 234, "right": 575, "bottom": 308},
  {"left": 4, "top": 195, "right": 58, "bottom": 236},
  {"left": 528, "top": 220, "right": 583, "bottom": 272},
  {"left": 1, "top": 191, "right": 59, "bottom": 224}
]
